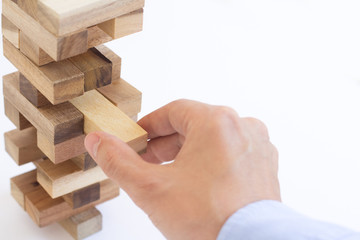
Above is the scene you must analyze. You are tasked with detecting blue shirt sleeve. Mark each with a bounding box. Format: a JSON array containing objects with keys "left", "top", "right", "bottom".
[{"left": 217, "top": 200, "right": 360, "bottom": 240}]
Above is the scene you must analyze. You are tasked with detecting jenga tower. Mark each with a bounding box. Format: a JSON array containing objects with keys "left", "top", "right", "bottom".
[{"left": 2, "top": 0, "right": 147, "bottom": 239}]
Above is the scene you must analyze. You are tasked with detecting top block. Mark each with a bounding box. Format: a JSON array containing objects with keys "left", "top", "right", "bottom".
[{"left": 37, "top": 0, "right": 145, "bottom": 36}]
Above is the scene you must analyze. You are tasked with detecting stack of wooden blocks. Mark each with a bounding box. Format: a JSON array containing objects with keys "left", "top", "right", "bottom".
[{"left": 2, "top": 0, "right": 147, "bottom": 239}]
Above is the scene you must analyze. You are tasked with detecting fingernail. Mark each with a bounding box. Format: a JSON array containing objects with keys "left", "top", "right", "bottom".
[{"left": 85, "top": 134, "right": 101, "bottom": 158}]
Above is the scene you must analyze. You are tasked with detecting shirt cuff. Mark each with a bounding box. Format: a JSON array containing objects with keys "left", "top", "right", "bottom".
[{"left": 217, "top": 200, "right": 359, "bottom": 240}]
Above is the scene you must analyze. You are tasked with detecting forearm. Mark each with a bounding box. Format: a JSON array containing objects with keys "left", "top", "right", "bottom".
[{"left": 218, "top": 200, "right": 360, "bottom": 240}]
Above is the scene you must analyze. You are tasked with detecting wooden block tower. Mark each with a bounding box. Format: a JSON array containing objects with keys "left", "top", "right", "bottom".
[{"left": 2, "top": 0, "right": 147, "bottom": 239}]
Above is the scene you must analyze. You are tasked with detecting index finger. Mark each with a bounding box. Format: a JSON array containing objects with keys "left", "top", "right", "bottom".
[{"left": 138, "top": 99, "right": 210, "bottom": 139}]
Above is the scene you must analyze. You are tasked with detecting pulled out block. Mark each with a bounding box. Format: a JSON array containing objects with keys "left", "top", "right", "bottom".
[
  {"left": 70, "top": 90, "right": 147, "bottom": 154},
  {"left": 63, "top": 183, "right": 100, "bottom": 209},
  {"left": 10, "top": 170, "right": 40, "bottom": 210},
  {"left": 59, "top": 208, "right": 102, "bottom": 240},
  {"left": 35, "top": 158, "right": 108, "bottom": 198},
  {"left": 5, "top": 127, "right": 46, "bottom": 165},
  {"left": 25, "top": 179, "right": 119, "bottom": 227}
]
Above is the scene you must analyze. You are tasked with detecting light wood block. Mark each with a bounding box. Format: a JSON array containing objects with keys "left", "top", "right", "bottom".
[
  {"left": 98, "top": 9, "right": 143, "bottom": 39},
  {"left": 3, "top": 38, "right": 85, "bottom": 105},
  {"left": 35, "top": 158, "right": 108, "bottom": 198},
  {"left": 131, "top": 114, "right": 138, "bottom": 122},
  {"left": 2, "top": 14, "right": 19, "bottom": 48},
  {"left": 63, "top": 183, "right": 100, "bottom": 209},
  {"left": 69, "top": 90, "right": 147, "bottom": 154},
  {"left": 97, "top": 78, "right": 142, "bottom": 117},
  {"left": 59, "top": 208, "right": 102, "bottom": 240},
  {"left": 19, "top": 73, "right": 51, "bottom": 108},
  {"left": 4, "top": 98, "right": 32, "bottom": 130},
  {"left": 3, "top": 72, "right": 84, "bottom": 145},
  {"left": 5, "top": 127, "right": 46, "bottom": 165},
  {"left": 37, "top": 132, "right": 86, "bottom": 164},
  {"left": 37, "top": 0, "right": 145, "bottom": 36},
  {"left": 25, "top": 179, "right": 119, "bottom": 227},
  {"left": 72, "top": 153, "right": 97, "bottom": 171},
  {"left": 3, "top": 0, "right": 88, "bottom": 61},
  {"left": 69, "top": 48, "right": 112, "bottom": 91},
  {"left": 19, "top": 31, "right": 54, "bottom": 66},
  {"left": 87, "top": 26, "right": 112, "bottom": 49},
  {"left": 94, "top": 45, "right": 122, "bottom": 81},
  {"left": 10, "top": 170, "right": 41, "bottom": 210},
  {"left": 18, "top": 0, "right": 38, "bottom": 20}
]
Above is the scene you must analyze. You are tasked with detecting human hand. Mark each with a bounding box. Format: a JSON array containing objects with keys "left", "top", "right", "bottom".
[{"left": 84, "top": 99, "right": 281, "bottom": 240}]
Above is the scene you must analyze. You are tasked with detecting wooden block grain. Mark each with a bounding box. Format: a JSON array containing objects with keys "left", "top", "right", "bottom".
[
  {"left": 4, "top": 98, "right": 32, "bottom": 130},
  {"left": 87, "top": 26, "right": 112, "bottom": 49},
  {"left": 59, "top": 208, "right": 102, "bottom": 240},
  {"left": 35, "top": 159, "right": 108, "bottom": 198},
  {"left": 63, "top": 183, "right": 100, "bottom": 209},
  {"left": 95, "top": 45, "right": 122, "bottom": 81},
  {"left": 2, "top": 14, "right": 20, "bottom": 49},
  {"left": 25, "top": 179, "right": 119, "bottom": 227},
  {"left": 97, "top": 78, "right": 142, "bottom": 117},
  {"left": 72, "top": 153, "right": 97, "bottom": 171},
  {"left": 37, "top": 132, "right": 86, "bottom": 164},
  {"left": 69, "top": 48, "right": 112, "bottom": 91},
  {"left": 10, "top": 170, "right": 41, "bottom": 210},
  {"left": 19, "top": 73, "right": 51, "bottom": 108},
  {"left": 98, "top": 9, "right": 144, "bottom": 39},
  {"left": 36, "top": 0, "right": 145, "bottom": 36},
  {"left": 3, "top": 0, "right": 88, "bottom": 61},
  {"left": 3, "top": 72, "right": 84, "bottom": 146},
  {"left": 19, "top": 31, "right": 54, "bottom": 66},
  {"left": 18, "top": 0, "right": 38, "bottom": 20},
  {"left": 70, "top": 90, "right": 147, "bottom": 154},
  {"left": 3, "top": 38, "right": 85, "bottom": 105},
  {"left": 5, "top": 127, "right": 46, "bottom": 165}
]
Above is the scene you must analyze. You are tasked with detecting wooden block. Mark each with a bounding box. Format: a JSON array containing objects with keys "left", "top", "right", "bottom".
[
  {"left": 3, "top": 72, "right": 84, "bottom": 145},
  {"left": 3, "top": 38, "right": 84, "bottom": 105},
  {"left": 59, "top": 208, "right": 102, "bottom": 240},
  {"left": 19, "top": 73, "right": 51, "bottom": 108},
  {"left": 37, "top": 0, "right": 145, "bottom": 36},
  {"left": 25, "top": 179, "right": 119, "bottom": 227},
  {"left": 10, "top": 170, "right": 40, "bottom": 210},
  {"left": 98, "top": 9, "right": 143, "bottom": 39},
  {"left": 69, "top": 90, "right": 147, "bottom": 154},
  {"left": 72, "top": 153, "right": 97, "bottom": 171},
  {"left": 2, "top": 14, "right": 20, "bottom": 49},
  {"left": 95, "top": 45, "right": 122, "bottom": 80},
  {"left": 97, "top": 78, "right": 142, "bottom": 117},
  {"left": 131, "top": 115, "right": 138, "bottom": 122},
  {"left": 4, "top": 98, "right": 32, "bottom": 130},
  {"left": 3, "top": 0, "right": 88, "bottom": 61},
  {"left": 19, "top": 31, "right": 54, "bottom": 66},
  {"left": 5, "top": 127, "right": 46, "bottom": 165},
  {"left": 63, "top": 183, "right": 100, "bottom": 209},
  {"left": 35, "top": 158, "right": 108, "bottom": 198},
  {"left": 37, "top": 132, "right": 86, "bottom": 164},
  {"left": 18, "top": 0, "right": 38, "bottom": 20},
  {"left": 87, "top": 26, "right": 112, "bottom": 49},
  {"left": 69, "top": 48, "right": 112, "bottom": 91}
]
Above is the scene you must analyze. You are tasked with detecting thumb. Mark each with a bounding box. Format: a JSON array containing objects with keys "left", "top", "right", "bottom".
[{"left": 84, "top": 131, "right": 154, "bottom": 191}]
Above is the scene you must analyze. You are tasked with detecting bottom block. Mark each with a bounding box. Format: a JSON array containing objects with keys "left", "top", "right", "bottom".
[{"left": 59, "top": 208, "right": 102, "bottom": 240}]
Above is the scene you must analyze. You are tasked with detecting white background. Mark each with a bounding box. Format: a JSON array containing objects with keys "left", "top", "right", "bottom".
[{"left": 1, "top": 0, "right": 360, "bottom": 239}]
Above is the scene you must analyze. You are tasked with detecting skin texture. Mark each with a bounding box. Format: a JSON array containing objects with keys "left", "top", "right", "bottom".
[{"left": 84, "top": 99, "right": 281, "bottom": 240}]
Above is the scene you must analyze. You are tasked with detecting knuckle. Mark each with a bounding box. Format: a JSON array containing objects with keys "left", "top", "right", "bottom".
[
  {"left": 211, "top": 106, "right": 239, "bottom": 125},
  {"left": 243, "top": 117, "right": 269, "bottom": 138}
]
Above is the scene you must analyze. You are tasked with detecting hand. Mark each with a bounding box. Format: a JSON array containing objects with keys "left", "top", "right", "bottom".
[{"left": 84, "top": 99, "right": 281, "bottom": 240}]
